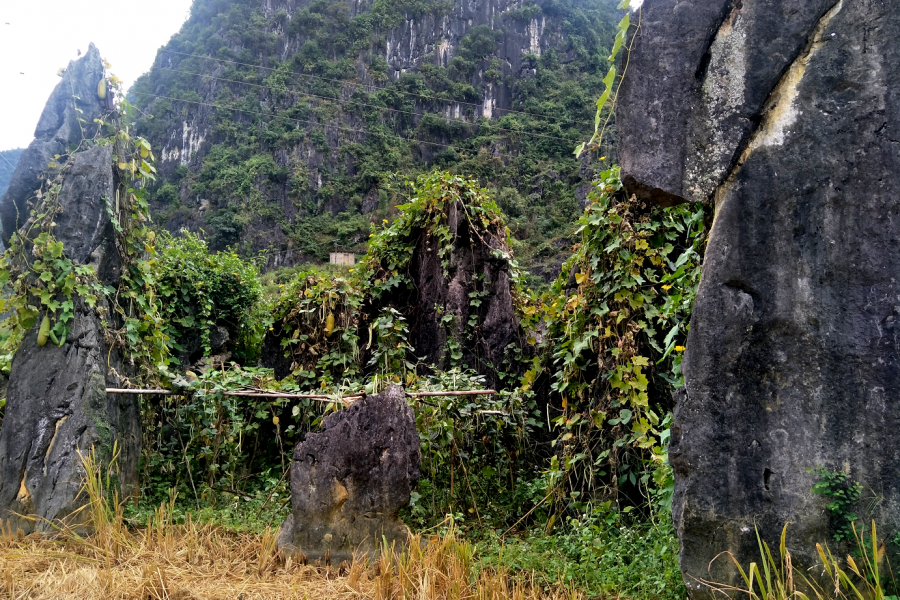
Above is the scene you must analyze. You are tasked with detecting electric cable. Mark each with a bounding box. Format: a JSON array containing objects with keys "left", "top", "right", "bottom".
[
  {"left": 158, "top": 49, "right": 583, "bottom": 126},
  {"left": 152, "top": 65, "right": 580, "bottom": 144}
]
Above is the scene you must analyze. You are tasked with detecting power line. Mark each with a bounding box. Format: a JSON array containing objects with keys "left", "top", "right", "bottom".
[
  {"left": 131, "top": 90, "right": 462, "bottom": 150},
  {"left": 158, "top": 49, "right": 580, "bottom": 126},
  {"left": 154, "top": 65, "right": 579, "bottom": 144},
  {"left": 0, "top": 152, "right": 16, "bottom": 170}
]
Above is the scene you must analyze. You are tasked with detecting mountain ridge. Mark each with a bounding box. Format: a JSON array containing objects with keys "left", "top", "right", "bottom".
[{"left": 132, "top": 0, "right": 622, "bottom": 277}]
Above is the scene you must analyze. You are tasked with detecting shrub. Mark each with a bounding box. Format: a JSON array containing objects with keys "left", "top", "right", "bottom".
[{"left": 153, "top": 231, "right": 262, "bottom": 364}]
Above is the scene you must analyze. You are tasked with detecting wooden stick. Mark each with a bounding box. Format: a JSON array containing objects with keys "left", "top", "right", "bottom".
[
  {"left": 105, "top": 388, "right": 363, "bottom": 401},
  {"left": 407, "top": 390, "right": 497, "bottom": 397},
  {"left": 106, "top": 388, "right": 174, "bottom": 395},
  {"left": 105, "top": 388, "right": 497, "bottom": 399}
]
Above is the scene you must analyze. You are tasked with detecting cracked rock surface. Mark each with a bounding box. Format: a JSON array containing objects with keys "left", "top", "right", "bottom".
[
  {"left": 620, "top": 0, "right": 900, "bottom": 594},
  {"left": 277, "top": 385, "right": 420, "bottom": 563}
]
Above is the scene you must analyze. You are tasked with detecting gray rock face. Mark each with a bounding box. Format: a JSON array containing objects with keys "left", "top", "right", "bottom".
[
  {"left": 54, "top": 145, "right": 123, "bottom": 286},
  {"left": 618, "top": 0, "right": 836, "bottom": 206},
  {"left": 277, "top": 385, "right": 420, "bottom": 563},
  {"left": 621, "top": 0, "right": 900, "bottom": 593},
  {"left": 0, "top": 44, "right": 106, "bottom": 245},
  {"left": 0, "top": 300, "right": 137, "bottom": 533},
  {"left": 407, "top": 200, "right": 519, "bottom": 386},
  {"left": 0, "top": 46, "right": 140, "bottom": 532}
]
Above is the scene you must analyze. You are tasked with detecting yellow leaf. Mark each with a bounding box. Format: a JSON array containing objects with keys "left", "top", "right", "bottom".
[
  {"left": 272, "top": 416, "right": 280, "bottom": 426},
  {"left": 575, "top": 272, "right": 587, "bottom": 285}
]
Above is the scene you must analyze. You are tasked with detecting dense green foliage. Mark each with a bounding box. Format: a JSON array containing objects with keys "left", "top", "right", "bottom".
[
  {"left": 532, "top": 166, "right": 707, "bottom": 511},
  {"left": 812, "top": 467, "right": 864, "bottom": 543},
  {"left": 0, "top": 148, "right": 23, "bottom": 200},
  {"left": 153, "top": 231, "right": 263, "bottom": 362},
  {"left": 132, "top": 0, "right": 623, "bottom": 274}
]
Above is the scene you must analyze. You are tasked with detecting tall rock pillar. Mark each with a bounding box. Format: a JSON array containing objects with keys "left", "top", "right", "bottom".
[
  {"left": 619, "top": 0, "right": 900, "bottom": 594},
  {"left": 0, "top": 44, "right": 140, "bottom": 533}
]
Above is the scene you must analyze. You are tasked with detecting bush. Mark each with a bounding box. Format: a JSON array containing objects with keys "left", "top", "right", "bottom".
[{"left": 153, "top": 231, "right": 263, "bottom": 364}]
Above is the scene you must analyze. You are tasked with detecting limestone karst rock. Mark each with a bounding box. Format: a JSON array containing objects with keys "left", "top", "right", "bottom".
[
  {"left": 401, "top": 199, "right": 520, "bottom": 387},
  {"left": 0, "top": 44, "right": 107, "bottom": 245},
  {"left": 0, "top": 45, "right": 140, "bottom": 533},
  {"left": 620, "top": 0, "right": 900, "bottom": 594},
  {"left": 277, "top": 385, "right": 420, "bottom": 562},
  {"left": 129, "top": 0, "right": 614, "bottom": 265}
]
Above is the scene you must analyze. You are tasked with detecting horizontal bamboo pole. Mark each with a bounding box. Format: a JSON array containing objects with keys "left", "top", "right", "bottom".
[
  {"left": 407, "top": 390, "right": 497, "bottom": 397},
  {"left": 105, "top": 388, "right": 497, "bottom": 399},
  {"left": 105, "top": 388, "right": 358, "bottom": 401},
  {"left": 106, "top": 388, "right": 174, "bottom": 395}
]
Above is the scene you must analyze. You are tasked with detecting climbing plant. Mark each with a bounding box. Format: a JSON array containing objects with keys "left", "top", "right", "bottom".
[
  {"left": 811, "top": 467, "right": 863, "bottom": 542},
  {"left": 365, "top": 171, "right": 518, "bottom": 296},
  {"left": 0, "top": 61, "right": 216, "bottom": 392},
  {"left": 267, "top": 268, "right": 366, "bottom": 388},
  {"left": 576, "top": 0, "right": 640, "bottom": 158},
  {"left": 0, "top": 70, "right": 164, "bottom": 380},
  {"left": 531, "top": 166, "right": 707, "bottom": 510},
  {"left": 153, "top": 231, "right": 262, "bottom": 363}
]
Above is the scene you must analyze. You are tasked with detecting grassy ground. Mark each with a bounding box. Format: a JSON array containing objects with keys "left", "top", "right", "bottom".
[
  {"left": 0, "top": 453, "right": 685, "bottom": 599},
  {"left": 0, "top": 516, "right": 585, "bottom": 600}
]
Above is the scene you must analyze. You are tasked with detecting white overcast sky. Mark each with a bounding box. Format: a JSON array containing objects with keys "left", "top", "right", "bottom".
[{"left": 0, "top": 0, "right": 193, "bottom": 152}]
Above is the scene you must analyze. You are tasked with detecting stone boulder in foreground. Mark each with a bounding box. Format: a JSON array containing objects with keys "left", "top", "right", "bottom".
[
  {"left": 619, "top": 0, "right": 900, "bottom": 594},
  {"left": 277, "top": 385, "right": 420, "bottom": 562}
]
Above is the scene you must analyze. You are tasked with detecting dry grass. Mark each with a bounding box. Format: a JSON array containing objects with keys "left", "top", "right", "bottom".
[{"left": 0, "top": 451, "right": 580, "bottom": 600}]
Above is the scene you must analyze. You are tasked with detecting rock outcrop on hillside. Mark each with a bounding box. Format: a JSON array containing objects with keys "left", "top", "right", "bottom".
[
  {"left": 131, "top": 0, "right": 618, "bottom": 268},
  {"left": 620, "top": 0, "right": 900, "bottom": 594},
  {"left": 277, "top": 385, "right": 420, "bottom": 562},
  {"left": 0, "top": 46, "right": 140, "bottom": 533},
  {"left": 402, "top": 198, "right": 519, "bottom": 385}
]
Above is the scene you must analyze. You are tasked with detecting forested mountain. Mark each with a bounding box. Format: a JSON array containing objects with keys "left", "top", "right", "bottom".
[
  {"left": 0, "top": 149, "right": 23, "bottom": 200},
  {"left": 131, "top": 0, "right": 622, "bottom": 277}
]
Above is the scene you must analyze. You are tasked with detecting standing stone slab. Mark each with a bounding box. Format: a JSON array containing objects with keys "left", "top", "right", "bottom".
[
  {"left": 0, "top": 45, "right": 139, "bottom": 532},
  {"left": 620, "top": 0, "right": 900, "bottom": 594},
  {"left": 407, "top": 199, "right": 519, "bottom": 387},
  {"left": 277, "top": 385, "right": 420, "bottom": 563}
]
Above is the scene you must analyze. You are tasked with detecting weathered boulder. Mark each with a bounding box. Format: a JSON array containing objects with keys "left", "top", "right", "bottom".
[
  {"left": 0, "top": 44, "right": 106, "bottom": 245},
  {"left": 620, "top": 0, "right": 900, "bottom": 594},
  {"left": 0, "top": 46, "right": 139, "bottom": 532},
  {"left": 277, "top": 385, "right": 420, "bottom": 563}
]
